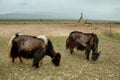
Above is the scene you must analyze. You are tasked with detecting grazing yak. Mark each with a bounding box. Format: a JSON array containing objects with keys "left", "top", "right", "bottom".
[
  {"left": 8, "top": 33, "right": 61, "bottom": 68},
  {"left": 66, "top": 31, "right": 101, "bottom": 61}
]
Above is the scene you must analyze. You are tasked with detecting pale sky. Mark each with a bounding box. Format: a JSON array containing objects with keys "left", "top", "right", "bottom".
[{"left": 0, "top": 0, "right": 120, "bottom": 20}]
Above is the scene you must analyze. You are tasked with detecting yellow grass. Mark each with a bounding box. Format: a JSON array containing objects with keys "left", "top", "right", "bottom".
[{"left": 0, "top": 22, "right": 120, "bottom": 80}]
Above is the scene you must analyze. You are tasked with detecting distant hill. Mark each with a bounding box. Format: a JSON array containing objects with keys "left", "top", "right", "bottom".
[{"left": 0, "top": 12, "right": 76, "bottom": 20}]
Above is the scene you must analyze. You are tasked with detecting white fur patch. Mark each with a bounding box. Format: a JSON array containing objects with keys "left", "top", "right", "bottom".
[
  {"left": 8, "top": 34, "right": 18, "bottom": 56},
  {"left": 8, "top": 34, "right": 23, "bottom": 48},
  {"left": 36, "top": 35, "right": 48, "bottom": 45}
]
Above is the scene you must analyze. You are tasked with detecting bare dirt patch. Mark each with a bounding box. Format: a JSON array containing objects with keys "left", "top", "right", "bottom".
[{"left": 0, "top": 23, "right": 120, "bottom": 37}]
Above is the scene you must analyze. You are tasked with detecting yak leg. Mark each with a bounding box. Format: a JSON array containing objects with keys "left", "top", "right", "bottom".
[
  {"left": 70, "top": 46, "right": 75, "bottom": 54},
  {"left": 85, "top": 46, "right": 91, "bottom": 60},
  {"left": 33, "top": 48, "right": 45, "bottom": 68},
  {"left": 39, "top": 58, "right": 43, "bottom": 65},
  {"left": 12, "top": 58, "right": 15, "bottom": 63},
  {"left": 18, "top": 56, "right": 23, "bottom": 63},
  {"left": 69, "top": 43, "right": 75, "bottom": 54},
  {"left": 12, "top": 57, "right": 23, "bottom": 63}
]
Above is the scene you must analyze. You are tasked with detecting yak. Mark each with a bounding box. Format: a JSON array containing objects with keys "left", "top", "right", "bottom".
[
  {"left": 66, "top": 31, "right": 101, "bottom": 61},
  {"left": 8, "top": 33, "right": 61, "bottom": 68}
]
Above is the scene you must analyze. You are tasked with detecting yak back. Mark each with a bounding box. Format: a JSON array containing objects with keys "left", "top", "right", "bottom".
[
  {"left": 14, "top": 35, "right": 46, "bottom": 53},
  {"left": 70, "top": 31, "right": 92, "bottom": 45},
  {"left": 69, "top": 31, "right": 97, "bottom": 50}
]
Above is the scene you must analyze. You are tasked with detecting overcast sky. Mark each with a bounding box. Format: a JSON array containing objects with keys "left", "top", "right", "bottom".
[{"left": 0, "top": 0, "right": 120, "bottom": 20}]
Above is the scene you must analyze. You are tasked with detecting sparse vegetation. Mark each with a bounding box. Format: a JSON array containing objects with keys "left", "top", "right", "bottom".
[
  {"left": 1, "top": 19, "right": 120, "bottom": 24},
  {"left": 0, "top": 35, "right": 120, "bottom": 80},
  {"left": 0, "top": 19, "right": 77, "bottom": 24},
  {"left": 0, "top": 20, "right": 120, "bottom": 80},
  {"left": 103, "top": 31, "right": 120, "bottom": 40},
  {"left": 109, "top": 33, "right": 120, "bottom": 40}
]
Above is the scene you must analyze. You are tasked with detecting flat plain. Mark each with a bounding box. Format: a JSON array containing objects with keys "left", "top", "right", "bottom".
[{"left": 0, "top": 21, "right": 120, "bottom": 80}]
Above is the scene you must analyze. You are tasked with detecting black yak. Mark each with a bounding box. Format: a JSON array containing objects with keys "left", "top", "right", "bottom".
[
  {"left": 66, "top": 31, "right": 101, "bottom": 61},
  {"left": 8, "top": 33, "right": 61, "bottom": 68}
]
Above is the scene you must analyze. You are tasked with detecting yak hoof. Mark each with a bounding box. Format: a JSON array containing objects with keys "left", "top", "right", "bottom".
[{"left": 32, "top": 64, "right": 39, "bottom": 68}]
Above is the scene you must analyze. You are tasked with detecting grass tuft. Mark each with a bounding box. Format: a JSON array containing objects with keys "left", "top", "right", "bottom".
[{"left": 0, "top": 36, "right": 120, "bottom": 80}]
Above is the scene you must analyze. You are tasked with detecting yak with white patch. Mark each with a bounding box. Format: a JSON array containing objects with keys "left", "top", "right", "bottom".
[
  {"left": 66, "top": 31, "right": 101, "bottom": 61},
  {"left": 8, "top": 33, "right": 61, "bottom": 68}
]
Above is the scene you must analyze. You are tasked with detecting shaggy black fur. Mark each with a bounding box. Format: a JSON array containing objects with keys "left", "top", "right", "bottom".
[
  {"left": 32, "top": 48, "right": 46, "bottom": 68},
  {"left": 66, "top": 31, "right": 101, "bottom": 61},
  {"left": 52, "top": 53, "right": 61, "bottom": 66},
  {"left": 9, "top": 34, "right": 61, "bottom": 68},
  {"left": 45, "top": 39, "right": 61, "bottom": 66}
]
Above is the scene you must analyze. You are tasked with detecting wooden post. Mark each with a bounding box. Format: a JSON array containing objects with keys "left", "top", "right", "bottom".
[{"left": 78, "top": 12, "right": 83, "bottom": 23}]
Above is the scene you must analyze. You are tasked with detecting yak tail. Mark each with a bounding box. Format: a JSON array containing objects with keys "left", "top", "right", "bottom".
[
  {"left": 66, "top": 33, "right": 74, "bottom": 50},
  {"left": 66, "top": 37, "right": 70, "bottom": 49},
  {"left": 8, "top": 33, "right": 19, "bottom": 58}
]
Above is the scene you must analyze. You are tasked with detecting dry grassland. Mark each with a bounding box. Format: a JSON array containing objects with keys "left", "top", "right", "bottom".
[{"left": 0, "top": 23, "right": 120, "bottom": 80}]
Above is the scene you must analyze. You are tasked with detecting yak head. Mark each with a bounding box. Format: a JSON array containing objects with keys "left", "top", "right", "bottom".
[
  {"left": 52, "top": 52, "right": 61, "bottom": 66},
  {"left": 91, "top": 51, "right": 101, "bottom": 61}
]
